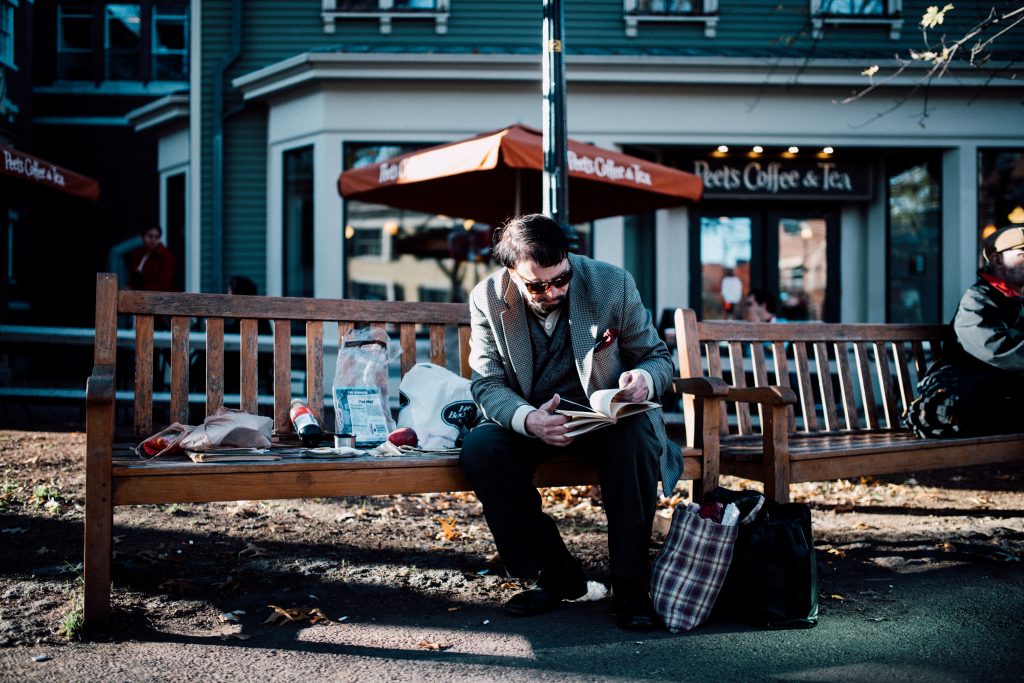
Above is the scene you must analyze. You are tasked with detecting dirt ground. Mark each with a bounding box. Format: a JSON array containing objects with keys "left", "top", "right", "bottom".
[{"left": 0, "top": 429, "right": 1022, "bottom": 680}]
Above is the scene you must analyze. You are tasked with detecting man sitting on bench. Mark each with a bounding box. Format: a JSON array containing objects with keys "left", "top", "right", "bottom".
[
  {"left": 906, "top": 225, "right": 1024, "bottom": 437},
  {"left": 459, "top": 214, "right": 681, "bottom": 631}
]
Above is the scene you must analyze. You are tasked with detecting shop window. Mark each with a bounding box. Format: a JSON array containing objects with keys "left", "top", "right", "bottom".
[
  {"left": 810, "top": 0, "right": 903, "bottom": 39},
  {"left": 56, "top": 1, "right": 188, "bottom": 83},
  {"left": 57, "top": 5, "right": 93, "bottom": 80},
  {"left": 283, "top": 146, "right": 314, "bottom": 298},
  {"left": 979, "top": 149, "right": 1024, "bottom": 254},
  {"left": 105, "top": 4, "right": 141, "bottom": 81},
  {"left": 0, "top": 0, "right": 15, "bottom": 69},
  {"left": 350, "top": 281, "right": 389, "bottom": 301},
  {"left": 887, "top": 157, "right": 941, "bottom": 323},
  {"left": 623, "top": 0, "right": 718, "bottom": 37},
  {"left": 152, "top": 6, "right": 187, "bottom": 81},
  {"left": 321, "top": 0, "right": 449, "bottom": 35}
]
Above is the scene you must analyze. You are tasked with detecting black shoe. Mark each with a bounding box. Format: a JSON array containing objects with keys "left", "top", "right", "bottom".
[
  {"left": 611, "top": 578, "right": 660, "bottom": 631},
  {"left": 503, "top": 556, "right": 587, "bottom": 617}
]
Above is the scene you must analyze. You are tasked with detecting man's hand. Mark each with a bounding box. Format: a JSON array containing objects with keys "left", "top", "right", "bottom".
[
  {"left": 525, "top": 394, "right": 575, "bottom": 447},
  {"left": 617, "top": 371, "right": 649, "bottom": 403}
]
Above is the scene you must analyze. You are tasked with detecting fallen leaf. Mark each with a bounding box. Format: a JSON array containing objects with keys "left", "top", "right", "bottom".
[
  {"left": 265, "top": 605, "right": 336, "bottom": 626},
  {"left": 830, "top": 594, "right": 845, "bottom": 601},
  {"left": 159, "top": 578, "right": 200, "bottom": 594},
  {"left": 417, "top": 640, "right": 452, "bottom": 651},
  {"left": 33, "top": 654, "right": 51, "bottom": 662},
  {"left": 239, "top": 543, "right": 269, "bottom": 558},
  {"left": 826, "top": 548, "right": 847, "bottom": 558},
  {"left": 219, "top": 633, "right": 252, "bottom": 641},
  {"left": 135, "top": 550, "right": 163, "bottom": 564},
  {"left": 435, "top": 516, "right": 460, "bottom": 542},
  {"left": 447, "top": 607, "right": 460, "bottom": 612},
  {"left": 212, "top": 576, "right": 240, "bottom": 591}
]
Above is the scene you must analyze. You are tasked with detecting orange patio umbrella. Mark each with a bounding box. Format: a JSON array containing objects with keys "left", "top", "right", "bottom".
[{"left": 337, "top": 124, "right": 702, "bottom": 226}]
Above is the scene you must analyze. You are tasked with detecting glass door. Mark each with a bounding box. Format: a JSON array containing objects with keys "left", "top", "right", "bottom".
[{"left": 691, "top": 205, "right": 839, "bottom": 321}]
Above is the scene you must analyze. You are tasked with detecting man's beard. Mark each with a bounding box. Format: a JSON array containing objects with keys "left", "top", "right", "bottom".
[
  {"left": 996, "top": 261, "right": 1024, "bottom": 289},
  {"left": 526, "top": 294, "right": 566, "bottom": 316}
]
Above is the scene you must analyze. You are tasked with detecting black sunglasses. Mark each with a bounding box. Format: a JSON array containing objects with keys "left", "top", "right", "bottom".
[{"left": 514, "top": 266, "right": 574, "bottom": 295}]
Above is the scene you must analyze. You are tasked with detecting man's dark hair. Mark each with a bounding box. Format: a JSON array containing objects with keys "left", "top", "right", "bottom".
[
  {"left": 491, "top": 214, "right": 568, "bottom": 268},
  {"left": 747, "top": 288, "right": 777, "bottom": 314},
  {"left": 141, "top": 225, "right": 162, "bottom": 237}
]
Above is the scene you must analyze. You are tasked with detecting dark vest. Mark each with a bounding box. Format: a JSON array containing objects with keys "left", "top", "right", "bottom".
[{"left": 526, "top": 311, "right": 587, "bottom": 407}]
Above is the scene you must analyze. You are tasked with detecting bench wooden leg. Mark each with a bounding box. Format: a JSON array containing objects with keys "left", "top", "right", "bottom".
[
  {"left": 84, "top": 406, "right": 114, "bottom": 632},
  {"left": 692, "top": 397, "right": 721, "bottom": 503},
  {"left": 763, "top": 405, "right": 791, "bottom": 503}
]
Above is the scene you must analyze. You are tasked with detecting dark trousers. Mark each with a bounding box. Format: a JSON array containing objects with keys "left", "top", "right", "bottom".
[{"left": 460, "top": 415, "right": 661, "bottom": 580}]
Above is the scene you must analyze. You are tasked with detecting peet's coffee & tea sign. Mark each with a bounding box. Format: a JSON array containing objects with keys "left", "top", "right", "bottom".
[{"left": 687, "top": 157, "right": 872, "bottom": 200}]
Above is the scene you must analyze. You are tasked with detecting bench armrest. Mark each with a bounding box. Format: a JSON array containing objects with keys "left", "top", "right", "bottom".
[
  {"left": 672, "top": 376, "right": 730, "bottom": 397},
  {"left": 86, "top": 365, "right": 115, "bottom": 405},
  {"left": 723, "top": 385, "right": 797, "bottom": 406}
]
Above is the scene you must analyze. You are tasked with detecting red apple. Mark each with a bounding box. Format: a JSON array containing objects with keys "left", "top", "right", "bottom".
[{"left": 388, "top": 427, "right": 418, "bottom": 447}]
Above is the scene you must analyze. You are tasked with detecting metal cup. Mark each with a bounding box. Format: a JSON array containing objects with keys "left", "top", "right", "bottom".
[{"left": 334, "top": 433, "right": 356, "bottom": 448}]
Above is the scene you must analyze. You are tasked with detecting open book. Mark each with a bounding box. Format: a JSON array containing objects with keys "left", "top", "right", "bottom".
[{"left": 555, "top": 389, "right": 659, "bottom": 438}]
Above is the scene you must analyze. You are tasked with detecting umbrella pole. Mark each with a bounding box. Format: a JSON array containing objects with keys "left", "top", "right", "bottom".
[
  {"left": 542, "top": 0, "right": 577, "bottom": 249},
  {"left": 515, "top": 170, "right": 522, "bottom": 217}
]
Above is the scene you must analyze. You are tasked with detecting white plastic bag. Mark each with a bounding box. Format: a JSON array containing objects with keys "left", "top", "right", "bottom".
[
  {"left": 178, "top": 408, "right": 272, "bottom": 451},
  {"left": 333, "top": 327, "right": 397, "bottom": 447},
  {"left": 397, "top": 362, "right": 477, "bottom": 450}
]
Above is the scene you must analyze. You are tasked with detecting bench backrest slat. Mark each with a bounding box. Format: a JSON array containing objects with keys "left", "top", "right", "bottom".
[
  {"left": 874, "top": 341, "right": 898, "bottom": 429},
  {"left": 817, "top": 342, "right": 840, "bottom": 431},
  {"left": 206, "top": 318, "right": 225, "bottom": 416},
  {"left": 792, "top": 342, "right": 817, "bottom": 432},
  {"left": 306, "top": 321, "right": 325, "bottom": 423},
  {"left": 833, "top": 341, "right": 859, "bottom": 431},
  {"left": 170, "top": 317, "right": 190, "bottom": 424},
  {"left": 676, "top": 308, "right": 948, "bottom": 439},
  {"left": 240, "top": 319, "right": 259, "bottom": 414},
  {"left": 273, "top": 320, "right": 292, "bottom": 432},
  {"left": 400, "top": 323, "right": 417, "bottom": 375},
  {"left": 727, "top": 341, "right": 752, "bottom": 435},
  {"left": 101, "top": 274, "right": 476, "bottom": 436},
  {"left": 134, "top": 315, "right": 154, "bottom": 435}
]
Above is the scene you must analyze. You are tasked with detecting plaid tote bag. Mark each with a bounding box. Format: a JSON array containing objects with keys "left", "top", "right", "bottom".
[{"left": 650, "top": 502, "right": 738, "bottom": 632}]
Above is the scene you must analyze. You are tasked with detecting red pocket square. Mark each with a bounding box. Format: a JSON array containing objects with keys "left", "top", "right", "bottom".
[{"left": 595, "top": 328, "right": 619, "bottom": 352}]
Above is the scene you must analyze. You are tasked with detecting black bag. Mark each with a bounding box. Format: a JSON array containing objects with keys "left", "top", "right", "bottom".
[
  {"left": 903, "top": 359, "right": 1021, "bottom": 439},
  {"left": 707, "top": 488, "right": 818, "bottom": 629}
]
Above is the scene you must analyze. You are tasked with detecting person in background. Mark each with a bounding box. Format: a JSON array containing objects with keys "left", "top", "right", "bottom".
[
  {"left": 126, "top": 225, "right": 176, "bottom": 292},
  {"left": 743, "top": 289, "right": 781, "bottom": 323},
  {"left": 460, "top": 214, "right": 680, "bottom": 631},
  {"left": 224, "top": 275, "right": 273, "bottom": 395},
  {"left": 905, "top": 226, "right": 1024, "bottom": 438}
]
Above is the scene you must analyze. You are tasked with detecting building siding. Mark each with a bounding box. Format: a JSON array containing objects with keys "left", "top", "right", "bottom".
[{"left": 196, "top": 0, "right": 1024, "bottom": 294}]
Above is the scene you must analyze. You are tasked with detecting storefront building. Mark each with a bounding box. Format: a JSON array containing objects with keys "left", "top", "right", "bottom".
[{"left": 139, "top": 0, "right": 1024, "bottom": 324}]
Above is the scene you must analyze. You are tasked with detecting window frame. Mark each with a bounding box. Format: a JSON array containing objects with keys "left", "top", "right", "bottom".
[
  {"left": 810, "top": 0, "right": 903, "bottom": 40},
  {"left": 321, "top": 0, "right": 450, "bottom": 35},
  {"left": 151, "top": 4, "right": 188, "bottom": 82},
  {"left": 0, "top": 0, "right": 16, "bottom": 70},
  {"left": 623, "top": 0, "right": 719, "bottom": 38},
  {"left": 103, "top": 3, "right": 143, "bottom": 81}
]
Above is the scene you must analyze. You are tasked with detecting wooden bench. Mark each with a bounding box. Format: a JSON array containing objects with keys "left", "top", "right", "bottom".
[
  {"left": 673, "top": 308, "right": 1024, "bottom": 503},
  {"left": 83, "top": 273, "right": 707, "bottom": 631}
]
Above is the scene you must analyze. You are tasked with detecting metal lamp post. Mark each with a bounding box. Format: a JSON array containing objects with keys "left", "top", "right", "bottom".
[{"left": 541, "top": 0, "right": 577, "bottom": 249}]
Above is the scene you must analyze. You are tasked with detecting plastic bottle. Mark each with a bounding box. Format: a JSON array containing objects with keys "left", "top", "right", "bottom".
[{"left": 289, "top": 399, "right": 323, "bottom": 447}]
